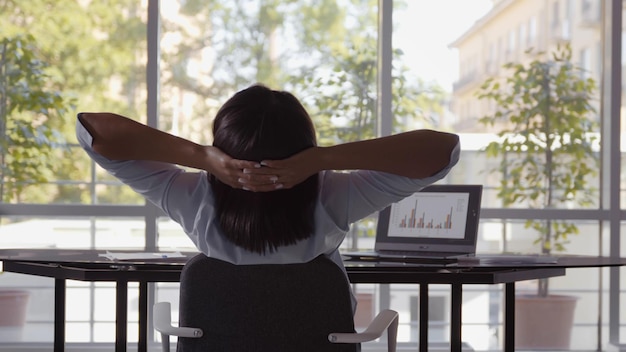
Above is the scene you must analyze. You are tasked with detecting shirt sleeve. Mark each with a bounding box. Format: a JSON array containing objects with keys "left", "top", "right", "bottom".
[
  {"left": 319, "top": 139, "right": 461, "bottom": 228},
  {"left": 75, "top": 118, "right": 213, "bottom": 238}
]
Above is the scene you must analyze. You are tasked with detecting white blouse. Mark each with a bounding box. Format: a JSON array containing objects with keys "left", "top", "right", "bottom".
[{"left": 77, "top": 118, "right": 460, "bottom": 308}]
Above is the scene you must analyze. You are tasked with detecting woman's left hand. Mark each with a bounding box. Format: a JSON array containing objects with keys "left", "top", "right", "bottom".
[
  {"left": 239, "top": 147, "right": 320, "bottom": 191},
  {"left": 205, "top": 146, "right": 283, "bottom": 191}
]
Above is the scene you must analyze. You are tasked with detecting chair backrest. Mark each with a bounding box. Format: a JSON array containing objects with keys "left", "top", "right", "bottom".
[{"left": 177, "top": 253, "right": 359, "bottom": 352}]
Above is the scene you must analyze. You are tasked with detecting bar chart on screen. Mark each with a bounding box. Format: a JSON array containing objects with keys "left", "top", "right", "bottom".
[{"left": 388, "top": 192, "right": 469, "bottom": 239}]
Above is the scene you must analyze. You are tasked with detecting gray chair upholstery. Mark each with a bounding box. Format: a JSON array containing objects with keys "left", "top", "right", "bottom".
[{"left": 154, "top": 253, "right": 398, "bottom": 352}]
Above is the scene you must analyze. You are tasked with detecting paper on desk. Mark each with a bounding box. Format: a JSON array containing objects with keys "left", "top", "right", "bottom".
[{"left": 99, "top": 250, "right": 186, "bottom": 261}]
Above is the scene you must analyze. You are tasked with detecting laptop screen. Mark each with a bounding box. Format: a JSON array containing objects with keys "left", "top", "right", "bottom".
[{"left": 375, "top": 184, "right": 483, "bottom": 254}]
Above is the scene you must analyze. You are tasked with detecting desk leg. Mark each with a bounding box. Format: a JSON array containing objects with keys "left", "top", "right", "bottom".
[
  {"left": 138, "top": 281, "right": 148, "bottom": 352},
  {"left": 504, "top": 282, "right": 515, "bottom": 352},
  {"left": 450, "top": 283, "right": 462, "bottom": 352},
  {"left": 54, "top": 278, "right": 66, "bottom": 352},
  {"left": 116, "top": 280, "right": 128, "bottom": 352},
  {"left": 419, "top": 284, "right": 428, "bottom": 352}
]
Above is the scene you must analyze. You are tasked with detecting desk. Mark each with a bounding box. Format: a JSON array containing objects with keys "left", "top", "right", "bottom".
[{"left": 1, "top": 249, "right": 624, "bottom": 352}]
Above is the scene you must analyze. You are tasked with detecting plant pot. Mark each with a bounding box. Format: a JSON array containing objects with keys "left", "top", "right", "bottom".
[
  {"left": 354, "top": 293, "right": 374, "bottom": 328},
  {"left": 0, "top": 290, "right": 30, "bottom": 327},
  {"left": 0, "top": 290, "right": 30, "bottom": 341},
  {"left": 514, "top": 294, "right": 577, "bottom": 350}
]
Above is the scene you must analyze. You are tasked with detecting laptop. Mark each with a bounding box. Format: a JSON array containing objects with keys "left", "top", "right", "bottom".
[{"left": 343, "top": 184, "right": 483, "bottom": 264}]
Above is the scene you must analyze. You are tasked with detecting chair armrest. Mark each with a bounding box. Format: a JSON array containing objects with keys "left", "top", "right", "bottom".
[
  {"left": 153, "top": 302, "right": 204, "bottom": 338},
  {"left": 328, "top": 309, "right": 398, "bottom": 352}
]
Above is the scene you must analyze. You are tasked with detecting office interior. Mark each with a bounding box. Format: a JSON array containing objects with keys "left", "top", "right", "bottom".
[{"left": 0, "top": 0, "right": 625, "bottom": 351}]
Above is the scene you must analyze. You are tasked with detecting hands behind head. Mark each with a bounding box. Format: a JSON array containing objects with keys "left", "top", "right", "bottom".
[{"left": 206, "top": 146, "right": 319, "bottom": 192}]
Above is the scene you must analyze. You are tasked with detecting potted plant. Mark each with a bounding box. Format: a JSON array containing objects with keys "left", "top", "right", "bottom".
[
  {"left": 0, "top": 34, "right": 71, "bottom": 339},
  {"left": 476, "top": 44, "right": 599, "bottom": 349}
]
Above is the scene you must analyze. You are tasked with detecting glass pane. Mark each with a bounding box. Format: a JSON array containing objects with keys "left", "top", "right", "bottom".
[
  {"left": 0, "top": 216, "right": 91, "bottom": 248},
  {"left": 93, "top": 323, "right": 116, "bottom": 343},
  {"left": 93, "top": 218, "right": 147, "bottom": 249},
  {"left": 0, "top": 217, "right": 145, "bottom": 345},
  {"left": 93, "top": 286, "right": 117, "bottom": 322},
  {"left": 0, "top": 274, "right": 52, "bottom": 342},
  {"left": 159, "top": 1, "right": 379, "bottom": 145},
  {"left": 158, "top": 217, "right": 197, "bottom": 250},
  {"left": 479, "top": 219, "right": 601, "bottom": 255},
  {"left": 0, "top": 216, "right": 148, "bottom": 249},
  {"left": 394, "top": 0, "right": 604, "bottom": 281},
  {"left": 395, "top": 0, "right": 602, "bottom": 210},
  {"left": 393, "top": 0, "right": 492, "bottom": 132},
  {"left": 394, "top": 1, "right": 609, "bottom": 349},
  {"left": 0, "top": 1, "right": 147, "bottom": 205}
]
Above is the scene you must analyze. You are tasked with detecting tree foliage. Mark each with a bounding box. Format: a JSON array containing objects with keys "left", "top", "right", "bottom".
[
  {"left": 0, "top": 0, "right": 146, "bottom": 204},
  {"left": 0, "top": 0, "right": 448, "bottom": 207},
  {"left": 0, "top": 34, "right": 73, "bottom": 202},
  {"left": 476, "top": 45, "right": 598, "bottom": 295},
  {"left": 299, "top": 44, "right": 447, "bottom": 146}
]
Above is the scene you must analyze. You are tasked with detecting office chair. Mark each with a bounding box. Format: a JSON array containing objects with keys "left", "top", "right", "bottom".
[{"left": 154, "top": 253, "right": 398, "bottom": 352}]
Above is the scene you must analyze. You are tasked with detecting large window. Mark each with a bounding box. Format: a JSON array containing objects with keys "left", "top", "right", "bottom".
[
  {"left": 1, "top": 0, "right": 150, "bottom": 346},
  {"left": 0, "top": 0, "right": 624, "bottom": 350},
  {"left": 393, "top": 0, "right": 623, "bottom": 350}
]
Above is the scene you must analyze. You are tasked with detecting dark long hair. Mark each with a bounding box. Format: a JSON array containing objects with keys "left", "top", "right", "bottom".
[{"left": 210, "top": 84, "right": 319, "bottom": 254}]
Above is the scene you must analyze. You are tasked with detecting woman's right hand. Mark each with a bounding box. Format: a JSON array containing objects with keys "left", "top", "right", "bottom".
[
  {"left": 239, "top": 147, "right": 321, "bottom": 191},
  {"left": 204, "top": 146, "right": 283, "bottom": 191}
]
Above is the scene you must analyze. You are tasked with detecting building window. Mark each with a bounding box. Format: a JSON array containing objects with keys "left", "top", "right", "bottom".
[
  {"left": 552, "top": 0, "right": 561, "bottom": 28},
  {"left": 519, "top": 22, "right": 527, "bottom": 51}
]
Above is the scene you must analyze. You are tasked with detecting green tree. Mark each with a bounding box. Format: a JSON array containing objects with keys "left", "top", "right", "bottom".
[
  {"left": 476, "top": 45, "right": 599, "bottom": 296},
  {"left": 1, "top": 0, "right": 146, "bottom": 205},
  {"left": 1, "top": 0, "right": 445, "bottom": 206},
  {"left": 159, "top": 0, "right": 349, "bottom": 145},
  {"left": 0, "top": 35, "right": 73, "bottom": 203},
  {"left": 301, "top": 43, "right": 448, "bottom": 146},
  {"left": 305, "top": 43, "right": 378, "bottom": 144},
  {"left": 158, "top": 0, "right": 442, "bottom": 148}
]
